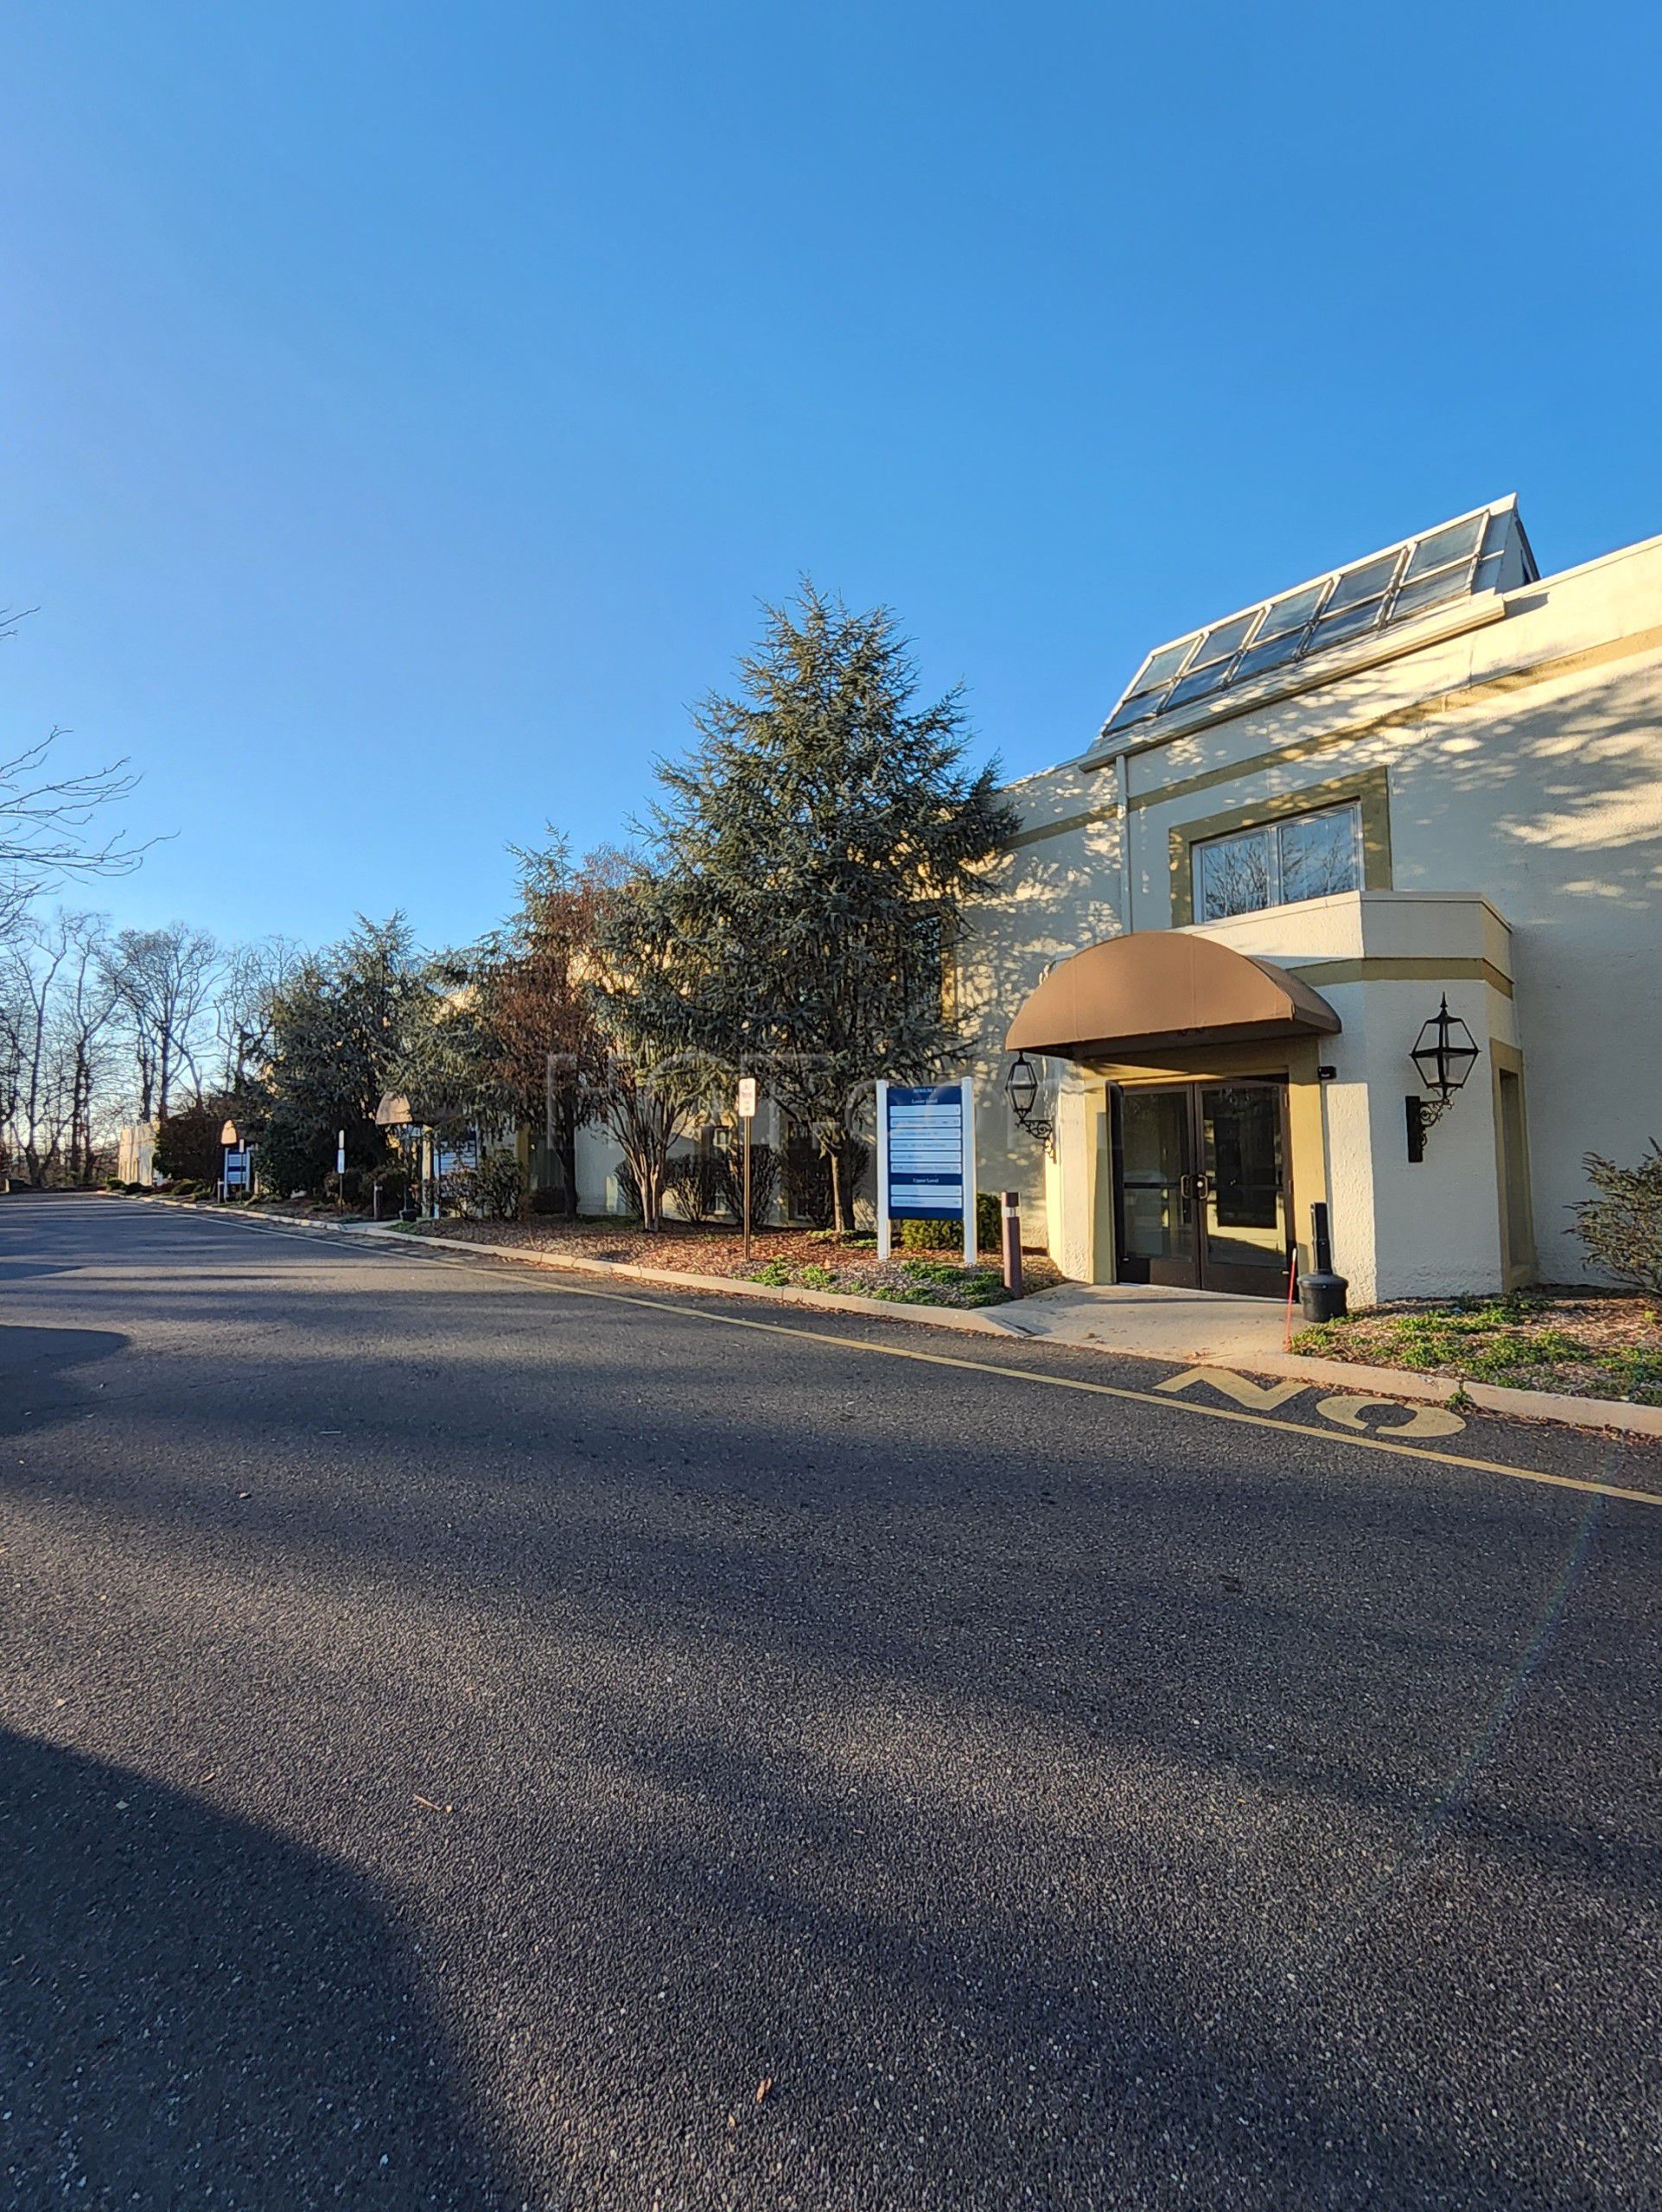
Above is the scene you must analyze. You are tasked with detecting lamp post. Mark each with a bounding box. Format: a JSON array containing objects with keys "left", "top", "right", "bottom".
[
  {"left": 1406, "top": 995, "right": 1481, "bottom": 1160},
  {"left": 374, "top": 1092, "right": 419, "bottom": 1219},
  {"left": 219, "top": 1121, "right": 240, "bottom": 1203}
]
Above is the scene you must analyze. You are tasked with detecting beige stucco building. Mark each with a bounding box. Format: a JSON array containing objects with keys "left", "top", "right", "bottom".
[{"left": 958, "top": 497, "right": 1661, "bottom": 1304}]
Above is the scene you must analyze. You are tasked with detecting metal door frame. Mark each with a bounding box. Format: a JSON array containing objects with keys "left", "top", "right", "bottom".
[{"left": 1111, "top": 1078, "right": 1293, "bottom": 1299}]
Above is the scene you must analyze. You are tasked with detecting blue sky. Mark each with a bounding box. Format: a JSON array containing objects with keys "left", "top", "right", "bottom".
[{"left": 4, "top": 3, "right": 1659, "bottom": 953}]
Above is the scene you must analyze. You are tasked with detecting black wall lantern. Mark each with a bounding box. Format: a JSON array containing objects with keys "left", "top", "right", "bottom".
[
  {"left": 1405, "top": 994, "right": 1480, "bottom": 1160},
  {"left": 1005, "top": 1051, "right": 1054, "bottom": 1152}
]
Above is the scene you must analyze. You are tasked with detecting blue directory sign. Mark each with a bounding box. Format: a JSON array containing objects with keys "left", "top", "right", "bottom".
[
  {"left": 885, "top": 1084, "right": 965, "bottom": 1217},
  {"left": 876, "top": 1077, "right": 977, "bottom": 1265}
]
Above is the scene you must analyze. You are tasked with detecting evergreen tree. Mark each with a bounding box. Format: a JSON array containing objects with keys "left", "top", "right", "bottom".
[
  {"left": 463, "top": 838, "right": 623, "bottom": 1215},
  {"left": 258, "top": 915, "right": 430, "bottom": 1191},
  {"left": 602, "top": 587, "right": 1016, "bottom": 1227}
]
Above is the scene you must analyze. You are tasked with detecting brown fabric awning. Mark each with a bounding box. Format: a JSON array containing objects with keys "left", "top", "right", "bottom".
[{"left": 1004, "top": 930, "right": 1340, "bottom": 1061}]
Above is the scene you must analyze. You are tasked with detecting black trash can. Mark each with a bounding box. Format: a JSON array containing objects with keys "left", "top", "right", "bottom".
[{"left": 1296, "top": 1200, "right": 1348, "bottom": 1323}]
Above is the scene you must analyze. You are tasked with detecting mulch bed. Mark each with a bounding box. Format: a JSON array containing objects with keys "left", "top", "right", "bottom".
[
  {"left": 399, "top": 1216, "right": 1062, "bottom": 1308},
  {"left": 1293, "top": 1286, "right": 1662, "bottom": 1404}
]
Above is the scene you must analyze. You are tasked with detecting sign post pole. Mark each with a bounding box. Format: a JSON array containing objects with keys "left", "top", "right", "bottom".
[
  {"left": 960, "top": 1076, "right": 977, "bottom": 1268},
  {"left": 736, "top": 1075, "right": 758, "bottom": 1262},
  {"left": 875, "top": 1080, "right": 890, "bottom": 1262}
]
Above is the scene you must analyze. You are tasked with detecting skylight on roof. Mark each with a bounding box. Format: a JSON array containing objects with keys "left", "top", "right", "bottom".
[{"left": 1100, "top": 499, "right": 1537, "bottom": 741}]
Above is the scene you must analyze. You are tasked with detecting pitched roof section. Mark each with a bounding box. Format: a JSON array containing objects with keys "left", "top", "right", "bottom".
[{"left": 1098, "top": 498, "right": 1539, "bottom": 747}]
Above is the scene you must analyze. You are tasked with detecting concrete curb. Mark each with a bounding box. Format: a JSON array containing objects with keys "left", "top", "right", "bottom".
[
  {"left": 119, "top": 1197, "right": 1014, "bottom": 1335},
  {"left": 1245, "top": 1349, "right": 1662, "bottom": 1440},
  {"left": 120, "top": 1195, "right": 1662, "bottom": 1440}
]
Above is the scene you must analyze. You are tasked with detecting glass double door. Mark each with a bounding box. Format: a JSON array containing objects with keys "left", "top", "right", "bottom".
[{"left": 1115, "top": 1080, "right": 1291, "bottom": 1298}]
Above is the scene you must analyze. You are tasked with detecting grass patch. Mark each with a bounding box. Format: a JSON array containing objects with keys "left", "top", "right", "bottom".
[
  {"left": 1294, "top": 1289, "right": 1662, "bottom": 1404},
  {"left": 735, "top": 1252, "right": 1011, "bottom": 1308}
]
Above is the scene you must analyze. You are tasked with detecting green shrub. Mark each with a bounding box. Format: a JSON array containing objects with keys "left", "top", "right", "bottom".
[
  {"left": 477, "top": 1154, "right": 524, "bottom": 1218},
  {"left": 1571, "top": 1142, "right": 1662, "bottom": 1294},
  {"left": 254, "top": 1109, "right": 331, "bottom": 1199},
  {"left": 899, "top": 1217, "right": 960, "bottom": 1252},
  {"left": 154, "top": 1103, "right": 229, "bottom": 1186},
  {"left": 977, "top": 1189, "right": 1003, "bottom": 1253},
  {"left": 896, "top": 1193, "right": 1006, "bottom": 1255},
  {"left": 443, "top": 1154, "right": 524, "bottom": 1220}
]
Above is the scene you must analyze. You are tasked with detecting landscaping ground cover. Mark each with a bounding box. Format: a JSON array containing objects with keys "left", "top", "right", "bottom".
[{"left": 1294, "top": 1287, "right": 1662, "bottom": 1404}]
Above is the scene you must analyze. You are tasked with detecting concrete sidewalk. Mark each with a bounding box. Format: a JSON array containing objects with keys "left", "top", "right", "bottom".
[{"left": 979, "top": 1277, "right": 1291, "bottom": 1363}]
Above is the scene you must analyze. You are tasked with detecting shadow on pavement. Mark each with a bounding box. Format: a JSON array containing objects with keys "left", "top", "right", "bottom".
[
  {"left": 0, "top": 1323, "right": 127, "bottom": 1438},
  {"left": 0, "top": 1728, "right": 526, "bottom": 2210}
]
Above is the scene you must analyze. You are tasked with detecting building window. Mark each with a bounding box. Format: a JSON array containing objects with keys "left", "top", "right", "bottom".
[{"left": 1193, "top": 800, "right": 1363, "bottom": 922}]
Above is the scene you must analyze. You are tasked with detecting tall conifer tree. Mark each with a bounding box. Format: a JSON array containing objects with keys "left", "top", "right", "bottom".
[{"left": 603, "top": 586, "right": 1016, "bottom": 1227}]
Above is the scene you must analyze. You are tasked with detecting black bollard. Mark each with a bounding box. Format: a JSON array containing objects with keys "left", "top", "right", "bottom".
[{"left": 1000, "top": 1190, "right": 1024, "bottom": 1299}]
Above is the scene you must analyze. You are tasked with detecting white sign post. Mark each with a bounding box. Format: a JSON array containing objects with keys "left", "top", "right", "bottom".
[
  {"left": 876, "top": 1079, "right": 976, "bottom": 1266},
  {"left": 736, "top": 1076, "right": 758, "bottom": 1262},
  {"left": 876, "top": 1080, "right": 890, "bottom": 1261}
]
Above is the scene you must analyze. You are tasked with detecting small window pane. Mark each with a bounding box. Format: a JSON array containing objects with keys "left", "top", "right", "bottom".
[
  {"left": 1190, "top": 611, "right": 1258, "bottom": 668},
  {"left": 1389, "top": 564, "right": 1470, "bottom": 623},
  {"left": 1321, "top": 553, "right": 1400, "bottom": 613},
  {"left": 1165, "top": 658, "right": 1235, "bottom": 711},
  {"left": 1128, "top": 639, "right": 1194, "bottom": 696},
  {"left": 1309, "top": 593, "right": 1387, "bottom": 649},
  {"left": 1232, "top": 626, "right": 1308, "bottom": 683},
  {"left": 1105, "top": 690, "right": 1166, "bottom": 732},
  {"left": 1196, "top": 827, "right": 1272, "bottom": 921},
  {"left": 1252, "top": 582, "right": 1327, "bottom": 641},
  {"left": 1402, "top": 515, "right": 1483, "bottom": 581},
  {"left": 1278, "top": 804, "right": 1362, "bottom": 904}
]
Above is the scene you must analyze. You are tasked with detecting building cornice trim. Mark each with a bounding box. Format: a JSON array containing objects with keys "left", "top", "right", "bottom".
[{"left": 1283, "top": 954, "right": 1514, "bottom": 999}]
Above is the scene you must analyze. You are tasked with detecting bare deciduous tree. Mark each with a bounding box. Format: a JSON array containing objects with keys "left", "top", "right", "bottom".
[
  {"left": 0, "top": 911, "right": 118, "bottom": 1183},
  {"left": 0, "top": 912, "right": 71, "bottom": 1182},
  {"left": 105, "top": 923, "right": 221, "bottom": 1123},
  {"left": 212, "top": 934, "right": 303, "bottom": 1098},
  {"left": 54, "top": 914, "right": 121, "bottom": 1182}
]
